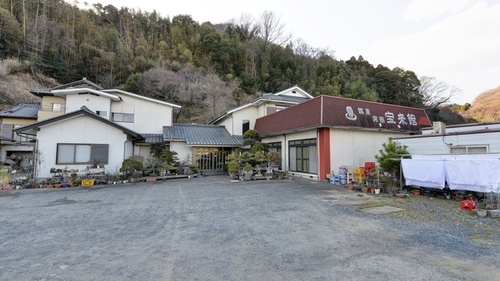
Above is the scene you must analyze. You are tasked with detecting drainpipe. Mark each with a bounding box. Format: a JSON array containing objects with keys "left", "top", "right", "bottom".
[
  {"left": 283, "top": 134, "right": 287, "bottom": 171},
  {"left": 32, "top": 139, "right": 38, "bottom": 183}
]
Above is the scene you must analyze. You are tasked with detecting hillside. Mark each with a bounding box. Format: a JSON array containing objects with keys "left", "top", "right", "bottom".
[
  {"left": 0, "top": 59, "right": 55, "bottom": 110},
  {"left": 462, "top": 87, "right": 500, "bottom": 122},
  {"left": 0, "top": 1, "right": 496, "bottom": 123}
]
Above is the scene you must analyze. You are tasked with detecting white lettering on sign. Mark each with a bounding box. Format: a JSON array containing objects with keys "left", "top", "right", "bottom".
[
  {"left": 345, "top": 106, "right": 357, "bottom": 121},
  {"left": 407, "top": 114, "right": 417, "bottom": 126},
  {"left": 398, "top": 113, "right": 407, "bottom": 126},
  {"left": 343, "top": 104, "right": 420, "bottom": 128},
  {"left": 385, "top": 112, "right": 396, "bottom": 124}
]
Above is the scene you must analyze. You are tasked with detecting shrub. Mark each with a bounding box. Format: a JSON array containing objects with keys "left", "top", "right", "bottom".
[{"left": 120, "top": 159, "right": 143, "bottom": 174}]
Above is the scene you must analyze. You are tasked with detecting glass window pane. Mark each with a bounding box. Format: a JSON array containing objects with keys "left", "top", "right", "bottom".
[
  {"left": 296, "top": 160, "right": 302, "bottom": 172},
  {"left": 289, "top": 147, "right": 296, "bottom": 171},
  {"left": 309, "top": 145, "right": 318, "bottom": 173},
  {"left": 75, "top": 145, "right": 91, "bottom": 163},
  {"left": 303, "top": 147, "right": 309, "bottom": 158},
  {"left": 468, "top": 147, "right": 487, "bottom": 154},
  {"left": 113, "top": 113, "right": 122, "bottom": 121},
  {"left": 57, "top": 144, "right": 74, "bottom": 163},
  {"left": 123, "top": 114, "right": 134, "bottom": 122},
  {"left": 450, "top": 147, "right": 466, "bottom": 155}
]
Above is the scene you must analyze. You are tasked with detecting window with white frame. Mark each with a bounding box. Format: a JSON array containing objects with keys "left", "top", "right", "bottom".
[
  {"left": 450, "top": 146, "right": 488, "bottom": 155},
  {"left": 56, "top": 144, "right": 109, "bottom": 164},
  {"left": 112, "top": 113, "right": 134, "bottom": 122},
  {"left": 52, "top": 103, "right": 64, "bottom": 112},
  {"left": 96, "top": 110, "right": 108, "bottom": 118}
]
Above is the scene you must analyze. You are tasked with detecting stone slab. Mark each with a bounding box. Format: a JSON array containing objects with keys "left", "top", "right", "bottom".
[
  {"left": 331, "top": 199, "right": 373, "bottom": 206},
  {"left": 360, "top": 206, "right": 405, "bottom": 214}
]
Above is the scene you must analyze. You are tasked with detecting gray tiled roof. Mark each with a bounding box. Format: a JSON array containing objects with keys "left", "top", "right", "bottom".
[
  {"left": 164, "top": 124, "right": 242, "bottom": 146},
  {"left": 0, "top": 104, "right": 39, "bottom": 119}
]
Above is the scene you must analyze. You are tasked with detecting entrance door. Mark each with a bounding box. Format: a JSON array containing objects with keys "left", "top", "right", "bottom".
[{"left": 195, "top": 149, "right": 231, "bottom": 175}]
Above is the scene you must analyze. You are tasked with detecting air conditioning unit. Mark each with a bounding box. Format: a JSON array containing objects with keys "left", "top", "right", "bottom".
[{"left": 432, "top": 121, "right": 446, "bottom": 135}]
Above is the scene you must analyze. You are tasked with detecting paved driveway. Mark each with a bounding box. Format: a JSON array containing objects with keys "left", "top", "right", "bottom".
[{"left": 1, "top": 176, "right": 499, "bottom": 280}]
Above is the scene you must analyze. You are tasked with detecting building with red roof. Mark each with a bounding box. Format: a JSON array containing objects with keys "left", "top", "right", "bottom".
[{"left": 255, "top": 95, "right": 431, "bottom": 180}]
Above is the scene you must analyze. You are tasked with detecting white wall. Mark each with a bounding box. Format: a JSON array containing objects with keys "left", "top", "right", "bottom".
[
  {"left": 111, "top": 94, "right": 174, "bottom": 134},
  {"left": 229, "top": 107, "right": 259, "bottom": 136},
  {"left": 262, "top": 135, "right": 285, "bottom": 169},
  {"left": 35, "top": 115, "right": 130, "bottom": 178},
  {"left": 396, "top": 132, "right": 500, "bottom": 155},
  {"left": 65, "top": 94, "right": 111, "bottom": 116},
  {"left": 170, "top": 141, "right": 194, "bottom": 164},
  {"left": 330, "top": 129, "right": 408, "bottom": 173}
]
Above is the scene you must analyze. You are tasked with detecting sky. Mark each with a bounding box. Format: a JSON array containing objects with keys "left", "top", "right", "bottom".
[{"left": 72, "top": 0, "right": 500, "bottom": 104}]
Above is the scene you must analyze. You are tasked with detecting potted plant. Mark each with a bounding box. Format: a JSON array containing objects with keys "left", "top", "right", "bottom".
[
  {"left": 227, "top": 161, "right": 241, "bottom": 180},
  {"left": 1, "top": 170, "right": 14, "bottom": 190},
  {"left": 188, "top": 164, "right": 200, "bottom": 177},
  {"left": 243, "top": 163, "right": 254, "bottom": 181}
]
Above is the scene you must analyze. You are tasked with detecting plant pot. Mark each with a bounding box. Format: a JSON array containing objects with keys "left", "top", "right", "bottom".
[
  {"left": 361, "top": 187, "right": 369, "bottom": 193},
  {"left": 412, "top": 189, "right": 421, "bottom": 196},
  {"left": 476, "top": 209, "right": 487, "bottom": 217},
  {"left": 488, "top": 209, "right": 500, "bottom": 218},
  {"left": 244, "top": 173, "right": 253, "bottom": 181},
  {"left": 374, "top": 188, "right": 381, "bottom": 195}
]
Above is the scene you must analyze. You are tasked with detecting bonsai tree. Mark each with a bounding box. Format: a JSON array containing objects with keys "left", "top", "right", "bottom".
[
  {"left": 375, "top": 138, "right": 409, "bottom": 193},
  {"left": 147, "top": 143, "right": 179, "bottom": 175},
  {"left": 120, "top": 158, "right": 143, "bottom": 176},
  {"left": 267, "top": 151, "right": 281, "bottom": 168},
  {"left": 227, "top": 161, "right": 241, "bottom": 174}
]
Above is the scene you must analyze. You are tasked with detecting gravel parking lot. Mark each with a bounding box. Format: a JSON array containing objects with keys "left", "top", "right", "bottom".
[{"left": 1, "top": 176, "right": 499, "bottom": 280}]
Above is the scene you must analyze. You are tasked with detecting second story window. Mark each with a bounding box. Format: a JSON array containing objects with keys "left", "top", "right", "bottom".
[
  {"left": 96, "top": 111, "right": 108, "bottom": 118},
  {"left": 112, "top": 113, "right": 134, "bottom": 122},
  {"left": 242, "top": 120, "right": 250, "bottom": 134},
  {"left": 52, "top": 103, "right": 64, "bottom": 112}
]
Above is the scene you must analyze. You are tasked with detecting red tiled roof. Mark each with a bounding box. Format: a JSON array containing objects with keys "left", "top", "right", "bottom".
[{"left": 255, "top": 96, "right": 431, "bottom": 136}]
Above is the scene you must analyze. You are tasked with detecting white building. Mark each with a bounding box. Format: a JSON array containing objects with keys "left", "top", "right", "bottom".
[
  {"left": 210, "top": 86, "right": 313, "bottom": 136},
  {"left": 394, "top": 121, "right": 500, "bottom": 155},
  {"left": 15, "top": 78, "right": 182, "bottom": 179},
  {"left": 255, "top": 95, "right": 432, "bottom": 180}
]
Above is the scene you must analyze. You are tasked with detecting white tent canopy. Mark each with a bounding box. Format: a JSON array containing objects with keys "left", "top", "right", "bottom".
[{"left": 402, "top": 154, "right": 500, "bottom": 193}]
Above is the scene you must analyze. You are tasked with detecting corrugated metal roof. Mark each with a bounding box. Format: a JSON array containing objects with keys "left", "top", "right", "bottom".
[
  {"left": 261, "top": 94, "right": 311, "bottom": 103},
  {"left": 255, "top": 95, "right": 432, "bottom": 136},
  {"left": 164, "top": 124, "right": 242, "bottom": 146},
  {"left": 30, "top": 78, "right": 103, "bottom": 97},
  {"left": 0, "top": 135, "right": 14, "bottom": 141},
  {"left": 0, "top": 104, "right": 39, "bottom": 119}
]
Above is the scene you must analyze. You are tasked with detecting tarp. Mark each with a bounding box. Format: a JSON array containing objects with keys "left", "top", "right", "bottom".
[
  {"left": 402, "top": 154, "right": 500, "bottom": 193},
  {"left": 401, "top": 159, "right": 445, "bottom": 188}
]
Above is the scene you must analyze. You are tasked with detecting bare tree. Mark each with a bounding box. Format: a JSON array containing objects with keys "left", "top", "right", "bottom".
[
  {"left": 419, "top": 76, "right": 461, "bottom": 108},
  {"left": 258, "top": 11, "right": 291, "bottom": 49}
]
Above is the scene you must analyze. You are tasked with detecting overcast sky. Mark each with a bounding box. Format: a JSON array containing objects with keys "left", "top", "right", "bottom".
[{"left": 73, "top": 0, "right": 500, "bottom": 104}]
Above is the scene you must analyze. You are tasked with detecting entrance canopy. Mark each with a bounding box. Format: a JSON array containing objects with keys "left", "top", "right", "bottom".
[{"left": 402, "top": 154, "right": 500, "bottom": 193}]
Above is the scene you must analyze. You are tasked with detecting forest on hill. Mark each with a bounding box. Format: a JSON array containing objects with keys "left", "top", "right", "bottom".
[{"left": 0, "top": 0, "right": 483, "bottom": 123}]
